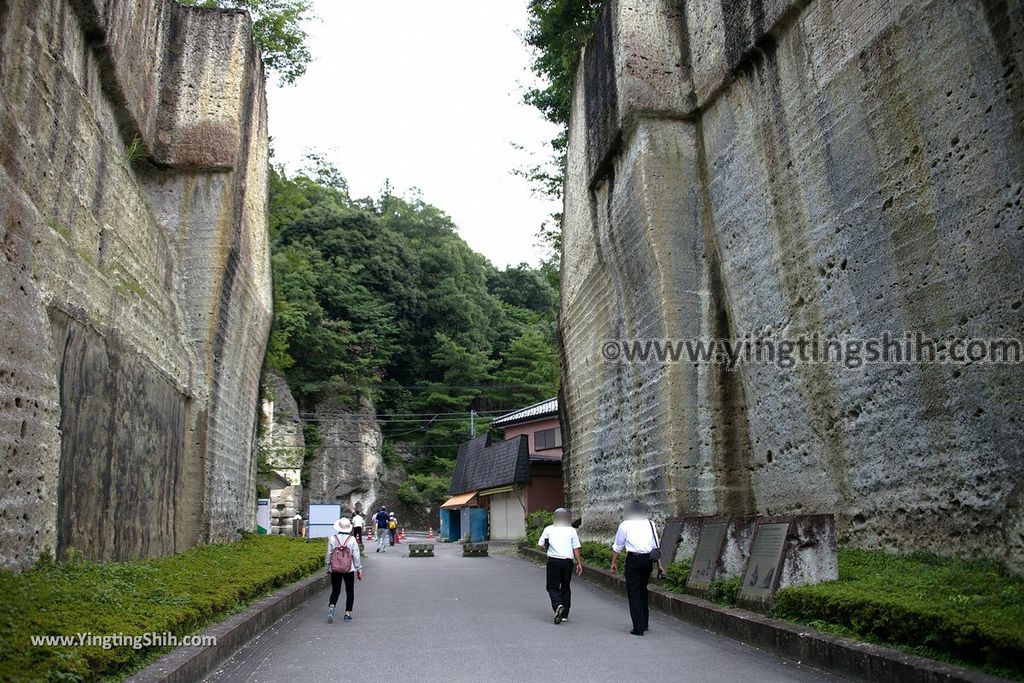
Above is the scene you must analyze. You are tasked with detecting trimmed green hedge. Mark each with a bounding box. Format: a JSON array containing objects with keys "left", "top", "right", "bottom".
[
  {"left": 772, "top": 549, "right": 1024, "bottom": 679},
  {"left": 0, "top": 535, "right": 324, "bottom": 681},
  {"left": 525, "top": 510, "right": 554, "bottom": 547},
  {"left": 579, "top": 541, "right": 615, "bottom": 571},
  {"left": 572, "top": 542, "right": 1021, "bottom": 678}
]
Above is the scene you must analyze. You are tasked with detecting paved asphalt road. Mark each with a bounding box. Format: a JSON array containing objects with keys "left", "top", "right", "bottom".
[{"left": 208, "top": 535, "right": 838, "bottom": 683}]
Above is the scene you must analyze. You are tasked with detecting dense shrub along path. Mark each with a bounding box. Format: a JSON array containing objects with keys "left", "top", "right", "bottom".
[{"left": 0, "top": 536, "right": 325, "bottom": 680}]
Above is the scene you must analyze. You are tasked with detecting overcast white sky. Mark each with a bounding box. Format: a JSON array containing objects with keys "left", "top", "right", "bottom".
[{"left": 265, "top": 1, "right": 561, "bottom": 268}]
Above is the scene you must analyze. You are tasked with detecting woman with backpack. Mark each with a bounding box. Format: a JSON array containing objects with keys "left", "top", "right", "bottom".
[{"left": 325, "top": 517, "right": 363, "bottom": 623}]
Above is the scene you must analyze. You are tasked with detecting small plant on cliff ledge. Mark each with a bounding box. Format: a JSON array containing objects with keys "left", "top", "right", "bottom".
[
  {"left": 183, "top": 0, "right": 313, "bottom": 85},
  {"left": 124, "top": 134, "right": 145, "bottom": 163}
]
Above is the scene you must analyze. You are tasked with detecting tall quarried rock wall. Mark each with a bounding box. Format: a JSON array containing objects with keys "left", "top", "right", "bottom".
[
  {"left": 560, "top": 0, "right": 1024, "bottom": 568},
  {"left": 305, "top": 398, "right": 384, "bottom": 512},
  {"left": 0, "top": 0, "right": 271, "bottom": 569},
  {"left": 258, "top": 372, "right": 304, "bottom": 534}
]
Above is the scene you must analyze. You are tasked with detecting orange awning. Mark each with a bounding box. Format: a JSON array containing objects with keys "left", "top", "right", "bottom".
[{"left": 440, "top": 491, "right": 477, "bottom": 509}]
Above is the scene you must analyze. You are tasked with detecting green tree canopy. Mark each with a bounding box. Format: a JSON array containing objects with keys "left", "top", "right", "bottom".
[{"left": 266, "top": 159, "right": 563, "bottom": 507}]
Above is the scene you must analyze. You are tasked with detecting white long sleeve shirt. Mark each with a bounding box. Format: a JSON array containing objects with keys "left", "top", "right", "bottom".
[{"left": 612, "top": 518, "right": 659, "bottom": 554}]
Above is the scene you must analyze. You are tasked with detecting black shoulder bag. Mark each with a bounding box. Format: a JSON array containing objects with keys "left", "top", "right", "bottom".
[{"left": 648, "top": 520, "right": 662, "bottom": 561}]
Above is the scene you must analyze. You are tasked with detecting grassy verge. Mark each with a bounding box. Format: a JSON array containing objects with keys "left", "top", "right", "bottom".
[
  {"left": 0, "top": 535, "right": 324, "bottom": 682},
  {"left": 528, "top": 527, "right": 1023, "bottom": 678},
  {"left": 568, "top": 541, "right": 1022, "bottom": 678},
  {"left": 773, "top": 549, "right": 1024, "bottom": 679}
]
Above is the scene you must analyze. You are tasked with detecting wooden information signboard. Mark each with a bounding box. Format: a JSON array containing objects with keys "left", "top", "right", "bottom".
[{"left": 685, "top": 519, "right": 727, "bottom": 593}]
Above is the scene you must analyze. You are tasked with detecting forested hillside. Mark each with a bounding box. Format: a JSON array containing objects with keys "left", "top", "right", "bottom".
[{"left": 265, "top": 158, "right": 560, "bottom": 504}]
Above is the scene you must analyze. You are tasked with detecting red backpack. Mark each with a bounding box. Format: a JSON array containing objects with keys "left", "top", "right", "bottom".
[{"left": 330, "top": 534, "right": 354, "bottom": 572}]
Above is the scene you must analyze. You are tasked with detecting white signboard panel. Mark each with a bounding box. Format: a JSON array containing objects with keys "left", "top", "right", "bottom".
[{"left": 308, "top": 503, "right": 342, "bottom": 538}]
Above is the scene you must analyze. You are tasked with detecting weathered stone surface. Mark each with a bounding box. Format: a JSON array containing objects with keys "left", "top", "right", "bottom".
[
  {"left": 259, "top": 374, "right": 305, "bottom": 475},
  {"left": 462, "top": 542, "right": 489, "bottom": 557},
  {"left": 409, "top": 543, "right": 434, "bottom": 558},
  {"left": 579, "top": 0, "right": 697, "bottom": 181},
  {"left": 0, "top": 0, "right": 270, "bottom": 569},
  {"left": 560, "top": 0, "right": 1024, "bottom": 569},
  {"left": 305, "top": 398, "right": 384, "bottom": 511},
  {"left": 258, "top": 372, "right": 304, "bottom": 535},
  {"left": 777, "top": 515, "right": 838, "bottom": 589},
  {"left": 737, "top": 515, "right": 838, "bottom": 610}
]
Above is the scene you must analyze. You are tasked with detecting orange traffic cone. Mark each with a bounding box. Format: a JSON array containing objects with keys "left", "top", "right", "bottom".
[
  {"left": 428, "top": 527, "right": 434, "bottom": 539},
  {"left": 400, "top": 528, "right": 406, "bottom": 541},
  {"left": 367, "top": 528, "right": 374, "bottom": 541}
]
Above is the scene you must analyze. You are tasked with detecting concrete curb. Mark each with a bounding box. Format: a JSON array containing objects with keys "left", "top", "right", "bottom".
[
  {"left": 518, "top": 547, "right": 1006, "bottom": 683},
  {"left": 125, "top": 570, "right": 329, "bottom": 683}
]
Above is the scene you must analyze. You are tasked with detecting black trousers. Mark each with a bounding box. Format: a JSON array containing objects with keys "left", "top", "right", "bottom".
[
  {"left": 624, "top": 553, "right": 653, "bottom": 631},
  {"left": 353, "top": 526, "right": 363, "bottom": 544},
  {"left": 329, "top": 571, "right": 355, "bottom": 611},
  {"left": 546, "top": 558, "right": 574, "bottom": 615}
]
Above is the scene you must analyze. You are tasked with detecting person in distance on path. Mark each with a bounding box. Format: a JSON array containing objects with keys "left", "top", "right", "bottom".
[
  {"left": 351, "top": 509, "right": 365, "bottom": 548},
  {"left": 610, "top": 500, "right": 664, "bottom": 636},
  {"left": 388, "top": 512, "right": 398, "bottom": 546},
  {"left": 373, "top": 506, "right": 390, "bottom": 552},
  {"left": 538, "top": 507, "right": 583, "bottom": 624}
]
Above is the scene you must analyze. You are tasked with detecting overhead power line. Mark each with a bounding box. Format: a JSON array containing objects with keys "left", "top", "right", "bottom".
[
  {"left": 296, "top": 409, "right": 508, "bottom": 417},
  {"left": 380, "top": 383, "right": 552, "bottom": 391}
]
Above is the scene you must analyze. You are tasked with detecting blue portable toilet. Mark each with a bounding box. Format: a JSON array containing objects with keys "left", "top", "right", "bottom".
[
  {"left": 439, "top": 508, "right": 461, "bottom": 542},
  {"left": 469, "top": 507, "right": 488, "bottom": 542},
  {"left": 458, "top": 507, "right": 487, "bottom": 541}
]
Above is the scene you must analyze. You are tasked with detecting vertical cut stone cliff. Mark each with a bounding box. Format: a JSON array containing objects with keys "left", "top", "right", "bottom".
[
  {"left": 560, "top": 0, "right": 1024, "bottom": 568},
  {"left": 304, "top": 398, "right": 384, "bottom": 511},
  {"left": 0, "top": 0, "right": 271, "bottom": 569},
  {"left": 258, "top": 372, "right": 304, "bottom": 534}
]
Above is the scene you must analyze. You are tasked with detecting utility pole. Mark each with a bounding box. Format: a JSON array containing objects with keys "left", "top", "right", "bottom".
[{"left": 470, "top": 409, "right": 476, "bottom": 438}]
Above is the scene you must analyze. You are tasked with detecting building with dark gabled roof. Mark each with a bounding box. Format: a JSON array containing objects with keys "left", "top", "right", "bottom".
[
  {"left": 440, "top": 397, "right": 564, "bottom": 541},
  {"left": 448, "top": 434, "right": 531, "bottom": 496}
]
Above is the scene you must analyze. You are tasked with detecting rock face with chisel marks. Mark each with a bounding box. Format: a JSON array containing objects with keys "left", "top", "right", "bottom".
[
  {"left": 0, "top": 0, "right": 271, "bottom": 569},
  {"left": 559, "top": 0, "right": 1024, "bottom": 569}
]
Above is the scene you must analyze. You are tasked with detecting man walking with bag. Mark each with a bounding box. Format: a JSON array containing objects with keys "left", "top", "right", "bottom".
[
  {"left": 537, "top": 508, "right": 583, "bottom": 624},
  {"left": 325, "top": 517, "right": 363, "bottom": 623},
  {"left": 609, "top": 500, "right": 665, "bottom": 636}
]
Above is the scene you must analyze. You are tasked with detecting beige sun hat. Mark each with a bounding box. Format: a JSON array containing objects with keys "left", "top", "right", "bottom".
[{"left": 333, "top": 517, "right": 353, "bottom": 534}]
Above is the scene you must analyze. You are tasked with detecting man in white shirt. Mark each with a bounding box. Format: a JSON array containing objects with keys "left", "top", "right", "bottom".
[
  {"left": 537, "top": 508, "right": 583, "bottom": 624},
  {"left": 351, "top": 511, "right": 365, "bottom": 547},
  {"left": 610, "top": 500, "right": 664, "bottom": 636}
]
